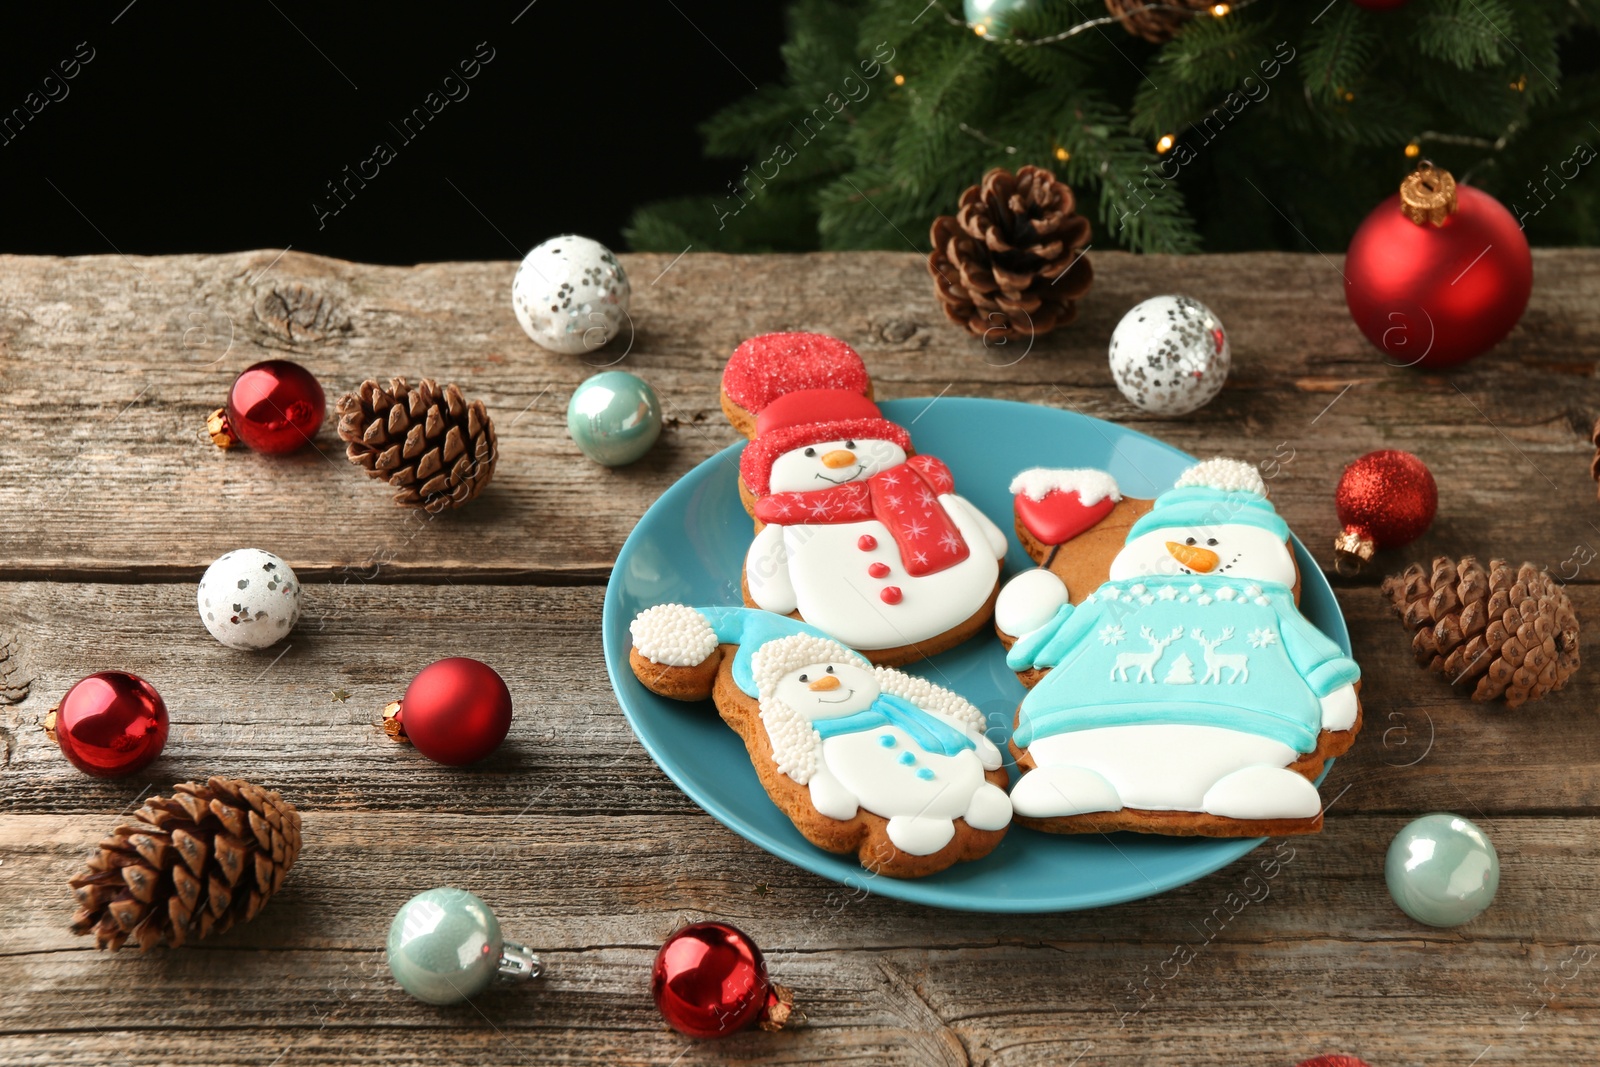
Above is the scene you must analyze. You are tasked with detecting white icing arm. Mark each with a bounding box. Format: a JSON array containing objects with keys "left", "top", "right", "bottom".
[
  {"left": 807, "top": 763, "right": 860, "bottom": 821},
  {"left": 1319, "top": 683, "right": 1359, "bottom": 732},
  {"left": 994, "top": 569, "right": 1069, "bottom": 638},
  {"left": 969, "top": 731, "right": 1004, "bottom": 772},
  {"left": 944, "top": 494, "right": 1008, "bottom": 559},
  {"left": 744, "top": 524, "right": 797, "bottom": 614}
]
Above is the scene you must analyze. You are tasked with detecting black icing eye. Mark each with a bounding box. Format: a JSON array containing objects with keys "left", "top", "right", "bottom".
[
  {"left": 826, "top": 665, "right": 835, "bottom": 674},
  {"left": 804, "top": 447, "right": 816, "bottom": 457},
  {"left": 1184, "top": 537, "right": 1196, "bottom": 546},
  {"left": 1206, "top": 538, "right": 1218, "bottom": 547},
  {"left": 798, "top": 673, "right": 808, "bottom": 682},
  {"left": 844, "top": 440, "right": 856, "bottom": 449}
]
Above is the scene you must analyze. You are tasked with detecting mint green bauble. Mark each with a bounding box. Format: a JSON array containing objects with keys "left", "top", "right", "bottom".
[
  {"left": 387, "top": 888, "right": 504, "bottom": 1004},
  {"left": 1385, "top": 813, "right": 1500, "bottom": 927},
  {"left": 566, "top": 371, "right": 662, "bottom": 466}
]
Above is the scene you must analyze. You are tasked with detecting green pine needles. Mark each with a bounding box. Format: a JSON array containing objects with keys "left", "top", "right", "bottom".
[{"left": 625, "top": 0, "right": 1600, "bottom": 254}]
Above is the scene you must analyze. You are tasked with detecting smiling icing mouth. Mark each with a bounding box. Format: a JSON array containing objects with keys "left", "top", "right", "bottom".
[
  {"left": 813, "top": 465, "right": 866, "bottom": 484},
  {"left": 817, "top": 689, "right": 855, "bottom": 703}
]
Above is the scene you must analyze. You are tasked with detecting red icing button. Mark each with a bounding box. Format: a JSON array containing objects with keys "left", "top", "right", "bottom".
[
  {"left": 880, "top": 586, "right": 903, "bottom": 605},
  {"left": 857, "top": 535, "right": 877, "bottom": 551},
  {"left": 868, "top": 562, "right": 890, "bottom": 578}
]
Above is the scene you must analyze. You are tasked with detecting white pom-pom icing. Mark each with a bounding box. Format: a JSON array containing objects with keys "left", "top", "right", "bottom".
[
  {"left": 751, "top": 634, "right": 867, "bottom": 785},
  {"left": 1009, "top": 467, "right": 1122, "bottom": 506},
  {"left": 629, "top": 604, "right": 718, "bottom": 666},
  {"left": 873, "top": 667, "right": 987, "bottom": 735},
  {"left": 1172, "top": 457, "right": 1266, "bottom": 497},
  {"left": 995, "top": 569, "right": 1069, "bottom": 637}
]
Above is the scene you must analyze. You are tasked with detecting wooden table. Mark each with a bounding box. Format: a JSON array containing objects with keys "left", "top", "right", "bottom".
[{"left": 3, "top": 249, "right": 1598, "bottom": 1066}]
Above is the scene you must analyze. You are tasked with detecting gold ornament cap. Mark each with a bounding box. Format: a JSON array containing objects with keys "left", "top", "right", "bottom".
[
  {"left": 1399, "top": 163, "right": 1458, "bottom": 227},
  {"left": 382, "top": 700, "right": 409, "bottom": 743},
  {"left": 207, "top": 407, "right": 237, "bottom": 449},
  {"left": 1332, "top": 530, "right": 1377, "bottom": 575}
]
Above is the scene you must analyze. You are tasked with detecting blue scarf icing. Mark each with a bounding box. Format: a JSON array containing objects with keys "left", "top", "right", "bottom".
[
  {"left": 1008, "top": 574, "right": 1360, "bottom": 753},
  {"left": 811, "top": 692, "right": 976, "bottom": 756}
]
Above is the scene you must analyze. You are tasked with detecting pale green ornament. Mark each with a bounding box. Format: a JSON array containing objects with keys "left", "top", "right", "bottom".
[
  {"left": 566, "top": 370, "right": 662, "bottom": 466},
  {"left": 1385, "top": 813, "right": 1500, "bottom": 927},
  {"left": 387, "top": 888, "right": 543, "bottom": 1005}
]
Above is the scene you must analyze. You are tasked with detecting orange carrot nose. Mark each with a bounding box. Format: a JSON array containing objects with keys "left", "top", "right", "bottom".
[
  {"left": 1166, "top": 541, "right": 1220, "bottom": 572},
  {"left": 808, "top": 674, "right": 842, "bottom": 691},
  {"left": 821, "top": 449, "right": 857, "bottom": 469}
]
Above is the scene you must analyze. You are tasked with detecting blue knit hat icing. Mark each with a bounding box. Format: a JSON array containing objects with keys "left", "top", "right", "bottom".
[{"left": 1127, "top": 485, "right": 1290, "bottom": 541}]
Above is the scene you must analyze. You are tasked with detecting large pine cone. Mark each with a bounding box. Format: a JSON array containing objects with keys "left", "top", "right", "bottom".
[
  {"left": 1381, "top": 556, "right": 1580, "bottom": 708},
  {"left": 1588, "top": 415, "right": 1600, "bottom": 498},
  {"left": 69, "top": 777, "right": 303, "bottom": 952},
  {"left": 928, "top": 165, "right": 1093, "bottom": 342},
  {"left": 337, "top": 377, "right": 498, "bottom": 512},
  {"left": 1104, "top": 0, "right": 1214, "bottom": 43}
]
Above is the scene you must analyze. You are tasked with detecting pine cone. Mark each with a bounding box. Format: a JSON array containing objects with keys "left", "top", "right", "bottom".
[
  {"left": 928, "top": 165, "right": 1093, "bottom": 342},
  {"left": 1589, "top": 415, "right": 1600, "bottom": 497},
  {"left": 336, "top": 377, "right": 498, "bottom": 512},
  {"left": 1104, "top": 0, "right": 1214, "bottom": 43},
  {"left": 1381, "top": 556, "right": 1580, "bottom": 708},
  {"left": 69, "top": 777, "right": 302, "bottom": 952}
]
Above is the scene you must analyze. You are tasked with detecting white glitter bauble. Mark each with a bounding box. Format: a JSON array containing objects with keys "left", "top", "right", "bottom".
[
  {"left": 511, "top": 235, "right": 631, "bottom": 355},
  {"left": 197, "top": 548, "right": 301, "bottom": 650},
  {"left": 1108, "top": 295, "right": 1230, "bottom": 416}
]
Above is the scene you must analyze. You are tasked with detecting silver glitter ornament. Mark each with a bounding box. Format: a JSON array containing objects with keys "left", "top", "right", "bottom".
[{"left": 1108, "top": 295, "right": 1230, "bottom": 416}]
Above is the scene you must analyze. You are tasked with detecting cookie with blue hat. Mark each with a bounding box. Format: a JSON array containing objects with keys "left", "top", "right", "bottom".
[
  {"left": 627, "top": 604, "right": 1013, "bottom": 877},
  {"left": 993, "top": 458, "right": 1363, "bottom": 838}
]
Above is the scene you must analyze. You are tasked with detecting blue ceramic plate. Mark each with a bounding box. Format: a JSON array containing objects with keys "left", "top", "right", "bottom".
[{"left": 602, "top": 398, "right": 1346, "bottom": 912}]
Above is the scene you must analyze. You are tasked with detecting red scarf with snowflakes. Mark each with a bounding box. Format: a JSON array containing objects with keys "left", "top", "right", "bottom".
[{"left": 753, "top": 455, "right": 970, "bottom": 576}]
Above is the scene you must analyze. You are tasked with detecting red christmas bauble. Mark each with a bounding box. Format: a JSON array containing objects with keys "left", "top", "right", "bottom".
[
  {"left": 652, "top": 922, "right": 794, "bottom": 1039},
  {"left": 225, "top": 360, "right": 326, "bottom": 453},
  {"left": 390, "top": 657, "right": 512, "bottom": 765},
  {"left": 48, "top": 671, "right": 169, "bottom": 778},
  {"left": 1333, "top": 449, "right": 1437, "bottom": 569},
  {"left": 1345, "top": 165, "right": 1531, "bottom": 370},
  {"left": 1296, "top": 1058, "right": 1373, "bottom": 1067}
]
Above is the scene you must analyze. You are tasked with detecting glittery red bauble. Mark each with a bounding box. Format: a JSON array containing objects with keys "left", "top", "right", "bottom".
[
  {"left": 1295, "top": 1057, "right": 1373, "bottom": 1067},
  {"left": 226, "top": 360, "right": 326, "bottom": 454},
  {"left": 652, "top": 922, "right": 792, "bottom": 1039},
  {"left": 395, "top": 657, "right": 512, "bottom": 765},
  {"left": 50, "top": 671, "right": 169, "bottom": 778},
  {"left": 1334, "top": 450, "right": 1437, "bottom": 565},
  {"left": 1345, "top": 176, "right": 1531, "bottom": 370}
]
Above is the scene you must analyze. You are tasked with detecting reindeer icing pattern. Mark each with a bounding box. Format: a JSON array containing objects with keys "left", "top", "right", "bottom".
[{"left": 1111, "top": 626, "right": 1185, "bottom": 683}]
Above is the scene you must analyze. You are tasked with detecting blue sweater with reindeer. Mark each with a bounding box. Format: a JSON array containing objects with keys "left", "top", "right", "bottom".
[{"left": 1007, "top": 575, "right": 1360, "bottom": 754}]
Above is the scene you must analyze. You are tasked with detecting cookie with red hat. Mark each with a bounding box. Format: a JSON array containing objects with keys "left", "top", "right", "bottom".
[{"left": 721, "top": 332, "right": 1009, "bottom": 666}]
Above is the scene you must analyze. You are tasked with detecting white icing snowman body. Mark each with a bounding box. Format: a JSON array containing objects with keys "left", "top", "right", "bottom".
[
  {"left": 758, "top": 645, "right": 1011, "bottom": 856},
  {"left": 1003, "top": 459, "right": 1361, "bottom": 823},
  {"left": 745, "top": 437, "right": 1008, "bottom": 651}
]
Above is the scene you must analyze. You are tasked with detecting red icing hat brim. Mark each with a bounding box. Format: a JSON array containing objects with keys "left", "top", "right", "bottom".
[{"left": 740, "top": 418, "right": 912, "bottom": 496}]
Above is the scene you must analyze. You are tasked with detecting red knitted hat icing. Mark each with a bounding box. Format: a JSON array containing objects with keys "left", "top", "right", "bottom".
[
  {"left": 740, "top": 417, "right": 911, "bottom": 497},
  {"left": 722, "top": 332, "right": 870, "bottom": 415}
]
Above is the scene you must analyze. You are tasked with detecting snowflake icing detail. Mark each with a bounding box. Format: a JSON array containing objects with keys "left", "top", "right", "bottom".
[
  {"left": 1248, "top": 627, "right": 1278, "bottom": 649},
  {"left": 939, "top": 531, "right": 962, "bottom": 553},
  {"left": 878, "top": 472, "right": 900, "bottom": 488},
  {"left": 903, "top": 518, "right": 928, "bottom": 539},
  {"left": 912, "top": 550, "right": 930, "bottom": 567},
  {"left": 917, "top": 488, "right": 937, "bottom": 508},
  {"left": 1098, "top": 624, "right": 1127, "bottom": 646}
]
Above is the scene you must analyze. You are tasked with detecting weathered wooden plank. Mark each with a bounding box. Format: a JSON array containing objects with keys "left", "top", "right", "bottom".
[
  {"left": 2, "top": 251, "right": 1598, "bottom": 579},
  {"left": 1, "top": 814, "right": 1596, "bottom": 1064},
  {"left": 2, "top": 581, "right": 1596, "bottom": 819}
]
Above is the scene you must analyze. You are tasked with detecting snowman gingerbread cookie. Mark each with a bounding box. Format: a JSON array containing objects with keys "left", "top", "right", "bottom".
[
  {"left": 994, "top": 458, "right": 1363, "bottom": 838},
  {"left": 723, "top": 332, "right": 1009, "bottom": 666},
  {"left": 628, "top": 604, "right": 1012, "bottom": 878}
]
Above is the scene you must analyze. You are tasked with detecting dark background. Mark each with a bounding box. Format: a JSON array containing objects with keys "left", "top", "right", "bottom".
[{"left": 0, "top": 3, "right": 786, "bottom": 264}]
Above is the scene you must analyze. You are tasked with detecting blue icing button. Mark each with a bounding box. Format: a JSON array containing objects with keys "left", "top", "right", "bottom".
[
  {"left": 915, "top": 767, "right": 935, "bottom": 781},
  {"left": 897, "top": 751, "right": 916, "bottom": 766},
  {"left": 878, "top": 734, "right": 896, "bottom": 748}
]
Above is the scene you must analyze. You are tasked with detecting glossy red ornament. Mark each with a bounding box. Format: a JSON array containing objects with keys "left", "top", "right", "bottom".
[
  {"left": 1333, "top": 449, "right": 1437, "bottom": 570},
  {"left": 652, "top": 922, "right": 795, "bottom": 1039},
  {"left": 47, "top": 671, "right": 169, "bottom": 778},
  {"left": 1295, "top": 1057, "right": 1373, "bottom": 1067},
  {"left": 1345, "top": 164, "right": 1531, "bottom": 370},
  {"left": 217, "top": 360, "right": 326, "bottom": 453},
  {"left": 386, "top": 657, "right": 512, "bottom": 765}
]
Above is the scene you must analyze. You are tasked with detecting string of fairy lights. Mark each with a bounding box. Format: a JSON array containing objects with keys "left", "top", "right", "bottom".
[{"left": 903, "top": 0, "right": 1527, "bottom": 167}]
